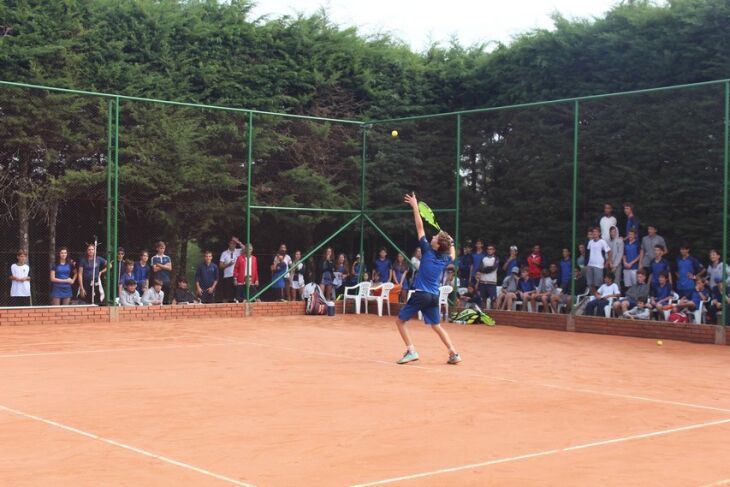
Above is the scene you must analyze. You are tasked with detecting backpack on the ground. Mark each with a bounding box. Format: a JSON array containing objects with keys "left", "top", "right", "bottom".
[
  {"left": 450, "top": 308, "right": 496, "bottom": 326},
  {"left": 667, "top": 311, "right": 688, "bottom": 323},
  {"left": 306, "top": 284, "right": 328, "bottom": 315}
]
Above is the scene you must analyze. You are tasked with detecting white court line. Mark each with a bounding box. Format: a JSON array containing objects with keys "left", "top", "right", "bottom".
[
  {"left": 0, "top": 341, "right": 229, "bottom": 358},
  {"left": 699, "top": 479, "right": 730, "bottom": 487},
  {"left": 350, "top": 418, "right": 730, "bottom": 487},
  {"left": 0, "top": 404, "right": 255, "bottom": 487}
]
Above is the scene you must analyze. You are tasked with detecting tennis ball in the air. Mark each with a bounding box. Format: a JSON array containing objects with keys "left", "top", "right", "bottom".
[
  {"left": 391, "top": 130, "right": 398, "bottom": 137},
  {"left": 657, "top": 340, "right": 663, "bottom": 346}
]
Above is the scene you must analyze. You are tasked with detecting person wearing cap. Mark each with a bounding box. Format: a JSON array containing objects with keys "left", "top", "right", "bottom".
[
  {"left": 496, "top": 266, "right": 520, "bottom": 310},
  {"left": 502, "top": 245, "right": 520, "bottom": 276}
]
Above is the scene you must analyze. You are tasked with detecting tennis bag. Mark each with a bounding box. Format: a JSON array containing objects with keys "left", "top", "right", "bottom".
[
  {"left": 306, "top": 284, "right": 328, "bottom": 315},
  {"left": 450, "top": 308, "right": 496, "bottom": 326}
]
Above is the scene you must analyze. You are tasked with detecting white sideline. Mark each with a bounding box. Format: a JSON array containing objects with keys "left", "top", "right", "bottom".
[
  {"left": 699, "top": 479, "right": 730, "bottom": 487},
  {"left": 349, "top": 418, "right": 730, "bottom": 487},
  {"left": 0, "top": 404, "right": 255, "bottom": 487}
]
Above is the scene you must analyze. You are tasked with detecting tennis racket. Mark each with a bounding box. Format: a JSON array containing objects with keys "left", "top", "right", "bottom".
[{"left": 418, "top": 201, "right": 441, "bottom": 231}]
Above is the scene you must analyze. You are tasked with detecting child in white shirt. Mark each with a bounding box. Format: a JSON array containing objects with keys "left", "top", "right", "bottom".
[{"left": 9, "top": 250, "right": 31, "bottom": 306}]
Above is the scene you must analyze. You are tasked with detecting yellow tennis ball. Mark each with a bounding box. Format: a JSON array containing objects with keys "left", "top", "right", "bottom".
[
  {"left": 657, "top": 340, "right": 663, "bottom": 346},
  {"left": 391, "top": 130, "right": 398, "bottom": 137}
]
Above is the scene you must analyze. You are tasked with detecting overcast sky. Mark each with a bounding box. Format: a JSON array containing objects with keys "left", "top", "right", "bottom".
[{"left": 249, "top": 0, "right": 621, "bottom": 51}]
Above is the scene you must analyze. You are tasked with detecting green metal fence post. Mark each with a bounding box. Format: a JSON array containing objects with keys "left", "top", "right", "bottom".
[
  {"left": 570, "top": 100, "right": 580, "bottom": 313},
  {"left": 722, "top": 82, "right": 729, "bottom": 327},
  {"left": 246, "top": 111, "right": 254, "bottom": 302},
  {"left": 105, "top": 99, "right": 113, "bottom": 305},
  {"left": 359, "top": 125, "right": 368, "bottom": 282},
  {"left": 112, "top": 96, "right": 120, "bottom": 303},
  {"left": 454, "top": 114, "right": 462, "bottom": 295}
]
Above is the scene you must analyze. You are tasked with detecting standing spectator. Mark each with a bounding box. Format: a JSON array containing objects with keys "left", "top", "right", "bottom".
[
  {"left": 502, "top": 245, "right": 520, "bottom": 276},
  {"left": 319, "top": 247, "right": 336, "bottom": 300},
  {"left": 675, "top": 245, "right": 705, "bottom": 299},
  {"left": 470, "top": 239, "right": 486, "bottom": 286},
  {"left": 372, "top": 247, "right": 391, "bottom": 285},
  {"left": 639, "top": 225, "right": 667, "bottom": 270},
  {"left": 612, "top": 268, "right": 650, "bottom": 316},
  {"left": 392, "top": 253, "right": 409, "bottom": 303},
  {"left": 271, "top": 253, "right": 289, "bottom": 301},
  {"left": 706, "top": 249, "right": 730, "bottom": 290},
  {"left": 516, "top": 266, "right": 536, "bottom": 312},
  {"left": 599, "top": 203, "right": 617, "bottom": 241},
  {"left": 526, "top": 244, "right": 543, "bottom": 286},
  {"left": 648, "top": 245, "right": 672, "bottom": 291},
  {"left": 78, "top": 243, "right": 107, "bottom": 305},
  {"left": 289, "top": 250, "right": 306, "bottom": 301},
  {"left": 333, "top": 253, "right": 349, "bottom": 298},
  {"left": 233, "top": 244, "right": 259, "bottom": 301},
  {"left": 607, "top": 226, "right": 624, "bottom": 287},
  {"left": 115, "top": 247, "right": 125, "bottom": 277},
  {"left": 348, "top": 254, "right": 368, "bottom": 286},
  {"left": 273, "top": 243, "right": 292, "bottom": 298},
  {"left": 476, "top": 243, "right": 499, "bottom": 308},
  {"left": 559, "top": 248, "right": 572, "bottom": 290},
  {"left": 584, "top": 272, "right": 620, "bottom": 317},
  {"left": 195, "top": 250, "right": 218, "bottom": 304},
  {"left": 142, "top": 279, "right": 164, "bottom": 305},
  {"left": 50, "top": 247, "right": 75, "bottom": 306},
  {"left": 622, "top": 229, "right": 640, "bottom": 289},
  {"left": 586, "top": 228, "right": 611, "bottom": 293},
  {"left": 409, "top": 247, "right": 421, "bottom": 288},
  {"left": 651, "top": 271, "right": 674, "bottom": 317},
  {"left": 8, "top": 250, "right": 31, "bottom": 306},
  {"left": 133, "top": 250, "right": 151, "bottom": 297},
  {"left": 218, "top": 237, "right": 243, "bottom": 303},
  {"left": 576, "top": 243, "right": 587, "bottom": 271},
  {"left": 118, "top": 279, "right": 142, "bottom": 306},
  {"left": 117, "top": 259, "right": 136, "bottom": 299},
  {"left": 497, "top": 267, "right": 520, "bottom": 311},
  {"left": 150, "top": 241, "right": 172, "bottom": 304},
  {"left": 457, "top": 244, "right": 472, "bottom": 288},
  {"left": 172, "top": 276, "right": 196, "bottom": 304},
  {"left": 623, "top": 202, "right": 640, "bottom": 238}
]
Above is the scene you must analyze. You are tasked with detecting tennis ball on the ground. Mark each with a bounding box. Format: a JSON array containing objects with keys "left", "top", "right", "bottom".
[
  {"left": 391, "top": 130, "right": 398, "bottom": 137},
  {"left": 657, "top": 340, "right": 663, "bottom": 346}
]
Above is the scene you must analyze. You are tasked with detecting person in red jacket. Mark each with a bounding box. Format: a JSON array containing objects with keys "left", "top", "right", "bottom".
[
  {"left": 233, "top": 244, "right": 259, "bottom": 302},
  {"left": 527, "top": 244, "right": 543, "bottom": 286}
]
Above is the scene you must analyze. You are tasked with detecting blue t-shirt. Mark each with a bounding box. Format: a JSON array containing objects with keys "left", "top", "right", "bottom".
[
  {"left": 653, "top": 282, "right": 672, "bottom": 301},
  {"left": 626, "top": 216, "right": 640, "bottom": 237},
  {"left": 412, "top": 236, "right": 452, "bottom": 295},
  {"left": 505, "top": 257, "right": 520, "bottom": 276},
  {"left": 624, "top": 241, "right": 640, "bottom": 270},
  {"left": 78, "top": 256, "right": 107, "bottom": 283},
  {"left": 559, "top": 258, "right": 572, "bottom": 287},
  {"left": 150, "top": 254, "right": 171, "bottom": 284},
  {"left": 118, "top": 271, "right": 135, "bottom": 285},
  {"left": 272, "top": 262, "right": 288, "bottom": 289},
  {"left": 195, "top": 262, "right": 219, "bottom": 289},
  {"left": 650, "top": 258, "right": 670, "bottom": 288},
  {"left": 471, "top": 251, "right": 486, "bottom": 278},
  {"left": 393, "top": 265, "right": 408, "bottom": 286},
  {"left": 457, "top": 255, "right": 472, "bottom": 280},
  {"left": 690, "top": 288, "right": 706, "bottom": 309},
  {"left": 51, "top": 262, "right": 73, "bottom": 292},
  {"left": 133, "top": 262, "right": 150, "bottom": 289},
  {"left": 373, "top": 258, "right": 392, "bottom": 282},
  {"left": 676, "top": 256, "right": 703, "bottom": 291},
  {"left": 348, "top": 263, "right": 367, "bottom": 285},
  {"left": 518, "top": 279, "right": 535, "bottom": 293}
]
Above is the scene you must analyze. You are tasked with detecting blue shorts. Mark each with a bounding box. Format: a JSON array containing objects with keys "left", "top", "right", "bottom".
[{"left": 398, "top": 291, "right": 440, "bottom": 325}]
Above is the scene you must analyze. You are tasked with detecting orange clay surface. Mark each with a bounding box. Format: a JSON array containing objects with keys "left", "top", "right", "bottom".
[{"left": 0, "top": 315, "right": 729, "bottom": 487}]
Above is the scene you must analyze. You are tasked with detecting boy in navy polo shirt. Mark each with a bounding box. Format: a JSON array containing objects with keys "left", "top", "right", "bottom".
[
  {"left": 675, "top": 245, "right": 705, "bottom": 299},
  {"left": 622, "top": 229, "right": 640, "bottom": 288},
  {"left": 559, "top": 248, "right": 572, "bottom": 290},
  {"left": 649, "top": 245, "right": 672, "bottom": 291},
  {"left": 396, "top": 193, "right": 460, "bottom": 365},
  {"left": 470, "top": 239, "right": 485, "bottom": 286},
  {"left": 195, "top": 250, "right": 219, "bottom": 304},
  {"left": 150, "top": 241, "right": 172, "bottom": 304},
  {"left": 372, "top": 248, "right": 392, "bottom": 284}
]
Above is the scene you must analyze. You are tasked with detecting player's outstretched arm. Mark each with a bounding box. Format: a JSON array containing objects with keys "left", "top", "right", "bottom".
[{"left": 404, "top": 192, "right": 425, "bottom": 240}]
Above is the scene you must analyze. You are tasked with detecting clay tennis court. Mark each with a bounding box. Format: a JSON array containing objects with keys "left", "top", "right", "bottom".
[{"left": 1, "top": 315, "right": 729, "bottom": 487}]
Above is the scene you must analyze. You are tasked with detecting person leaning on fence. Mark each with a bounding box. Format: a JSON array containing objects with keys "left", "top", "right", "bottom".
[
  {"left": 233, "top": 244, "right": 259, "bottom": 301},
  {"left": 195, "top": 250, "right": 219, "bottom": 304},
  {"left": 118, "top": 279, "right": 142, "bottom": 306},
  {"left": 612, "top": 268, "right": 650, "bottom": 316},
  {"left": 142, "top": 279, "right": 164, "bottom": 305},
  {"left": 218, "top": 237, "right": 243, "bottom": 303},
  {"left": 78, "top": 243, "right": 107, "bottom": 305},
  {"left": 584, "top": 271, "right": 620, "bottom": 317},
  {"left": 8, "top": 249, "right": 31, "bottom": 307},
  {"left": 50, "top": 247, "right": 76, "bottom": 306},
  {"left": 150, "top": 241, "right": 172, "bottom": 304},
  {"left": 133, "top": 250, "right": 151, "bottom": 297}
]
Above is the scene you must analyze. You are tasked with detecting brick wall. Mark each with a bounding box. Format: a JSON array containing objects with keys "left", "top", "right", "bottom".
[
  {"left": 487, "top": 310, "right": 567, "bottom": 331},
  {"left": 574, "top": 315, "right": 717, "bottom": 344},
  {"left": 0, "top": 305, "right": 109, "bottom": 326}
]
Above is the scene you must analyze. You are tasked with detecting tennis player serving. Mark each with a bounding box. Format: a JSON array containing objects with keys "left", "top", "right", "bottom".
[{"left": 396, "top": 192, "right": 461, "bottom": 365}]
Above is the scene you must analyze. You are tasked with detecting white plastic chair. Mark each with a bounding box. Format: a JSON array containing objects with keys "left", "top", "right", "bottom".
[
  {"left": 691, "top": 300, "right": 706, "bottom": 324},
  {"left": 659, "top": 292, "right": 680, "bottom": 320},
  {"left": 438, "top": 285, "right": 453, "bottom": 321},
  {"left": 343, "top": 281, "right": 371, "bottom": 314},
  {"left": 366, "top": 282, "right": 394, "bottom": 316},
  {"left": 586, "top": 295, "right": 615, "bottom": 317}
]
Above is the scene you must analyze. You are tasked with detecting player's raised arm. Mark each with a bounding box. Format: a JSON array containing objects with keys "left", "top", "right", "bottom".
[{"left": 404, "top": 192, "right": 425, "bottom": 240}]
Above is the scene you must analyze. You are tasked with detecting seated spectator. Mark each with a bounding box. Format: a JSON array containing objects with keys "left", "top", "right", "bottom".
[
  {"left": 549, "top": 263, "right": 560, "bottom": 287},
  {"left": 675, "top": 245, "right": 704, "bottom": 298},
  {"left": 532, "top": 268, "right": 557, "bottom": 313},
  {"left": 172, "top": 276, "right": 196, "bottom": 304},
  {"left": 441, "top": 265, "right": 456, "bottom": 287},
  {"left": 584, "top": 272, "right": 620, "bottom": 317},
  {"left": 612, "top": 268, "right": 650, "bottom": 317},
  {"left": 233, "top": 244, "right": 259, "bottom": 301},
  {"left": 707, "top": 281, "right": 730, "bottom": 325},
  {"left": 459, "top": 284, "right": 482, "bottom": 310},
  {"left": 551, "top": 268, "right": 587, "bottom": 314},
  {"left": 650, "top": 271, "right": 674, "bottom": 316},
  {"left": 706, "top": 249, "right": 730, "bottom": 290},
  {"left": 516, "top": 266, "right": 536, "bottom": 312},
  {"left": 675, "top": 276, "right": 708, "bottom": 313},
  {"left": 50, "top": 247, "right": 76, "bottom": 306},
  {"left": 195, "top": 250, "right": 218, "bottom": 304},
  {"left": 117, "top": 259, "right": 136, "bottom": 299},
  {"left": 118, "top": 279, "right": 142, "bottom": 306},
  {"left": 623, "top": 229, "right": 640, "bottom": 289},
  {"left": 133, "top": 250, "right": 151, "bottom": 297},
  {"left": 527, "top": 244, "right": 543, "bottom": 286},
  {"left": 150, "top": 241, "right": 172, "bottom": 304},
  {"left": 649, "top": 245, "right": 672, "bottom": 291},
  {"left": 496, "top": 267, "right": 520, "bottom": 310},
  {"left": 9, "top": 250, "right": 31, "bottom": 307},
  {"left": 622, "top": 296, "right": 650, "bottom": 320},
  {"left": 142, "top": 279, "right": 164, "bottom": 305},
  {"left": 559, "top": 248, "right": 572, "bottom": 290}
]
